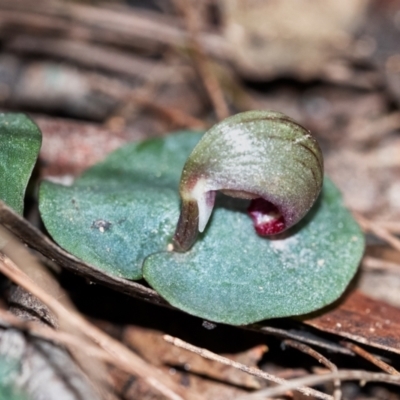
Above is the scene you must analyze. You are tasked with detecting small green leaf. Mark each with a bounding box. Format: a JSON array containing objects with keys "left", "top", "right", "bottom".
[
  {"left": 0, "top": 114, "right": 42, "bottom": 214},
  {"left": 39, "top": 132, "right": 364, "bottom": 324}
]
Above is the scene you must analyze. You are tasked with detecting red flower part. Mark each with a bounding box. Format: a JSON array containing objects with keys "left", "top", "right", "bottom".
[{"left": 248, "top": 198, "right": 285, "bottom": 236}]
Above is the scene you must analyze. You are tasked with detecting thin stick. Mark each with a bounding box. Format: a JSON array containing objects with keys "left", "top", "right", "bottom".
[
  {"left": 284, "top": 340, "right": 341, "bottom": 400},
  {"left": 164, "top": 334, "right": 333, "bottom": 400},
  {"left": 342, "top": 341, "right": 400, "bottom": 376},
  {"left": 355, "top": 213, "right": 400, "bottom": 253},
  {"left": 362, "top": 256, "right": 400, "bottom": 273},
  {"left": 0, "top": 251, "right": 188, "bottom": 400},
  {"left": 173, "top": 0, "right": 230, "bottom": 120},
  {"left": 253, "top": 325, "right": 353, "bottom": 355},
  {"left": 370, "top": 221, "right": 400, "bottom": 234},
  {"left": 237, "top": 369, "right": 400, "bottom": 399}
]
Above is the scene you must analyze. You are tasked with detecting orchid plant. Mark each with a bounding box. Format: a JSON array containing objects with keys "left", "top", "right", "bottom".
[{"left": 1, "top": 112, "right": 364, "bottom": 325}]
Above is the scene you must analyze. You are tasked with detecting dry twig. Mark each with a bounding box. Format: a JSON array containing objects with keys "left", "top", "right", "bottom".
[
  {"left": 237, "top": 369, "right": 400, "bottom": 399},
  {"left": 362, "top": 256, "right": 400, "bottom": 273},
  {"left": 253, "top": 325, "right": 353, "bottom": 355},
  {"left": 355, "top": 213, "right": 400, "bottom": 253},
  {"left": 173, "top": 0, "right": 230, "bottom": 120},
  {"left": 164, "top": 334, "right": 333, "bottom": 400},
  {"left": 284, "top": 339, "right": 341, "bottom": 400},
  {"left": 342, "top": 341, "right": 400, "bottom": 376},
  {"left": 367, "top": 220, "right": 400, "bottom": 234}
]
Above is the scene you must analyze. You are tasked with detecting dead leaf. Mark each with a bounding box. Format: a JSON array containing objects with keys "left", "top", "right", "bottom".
[{"left": 304, "top": 290, "right": 400, "bottom": 355}]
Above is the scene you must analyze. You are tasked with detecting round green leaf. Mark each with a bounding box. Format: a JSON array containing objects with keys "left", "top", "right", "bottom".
[
  {"left": 0, "top": 114, "right": 42, "bottom": 214},
  {"left": 143, "top": 178, "right": 364, "bottom": 324}
]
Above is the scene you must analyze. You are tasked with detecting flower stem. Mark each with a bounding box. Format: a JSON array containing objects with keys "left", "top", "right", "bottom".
[{"left": 173, "top": 199, "right": 199, "bottom": 252}]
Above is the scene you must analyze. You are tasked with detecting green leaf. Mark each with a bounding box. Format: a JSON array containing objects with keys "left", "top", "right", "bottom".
[
  {"left": 0, "top": 114, "right": 42, "bottom": 214},
  {"left": 143, "top": 178, "right": 364, "bottom": 325},
  {"left": 39, "top": 133, "right": 201, "bottom": 279},
  {"left": 39, "top": 132, "right": 364, "bottom": 324}
]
